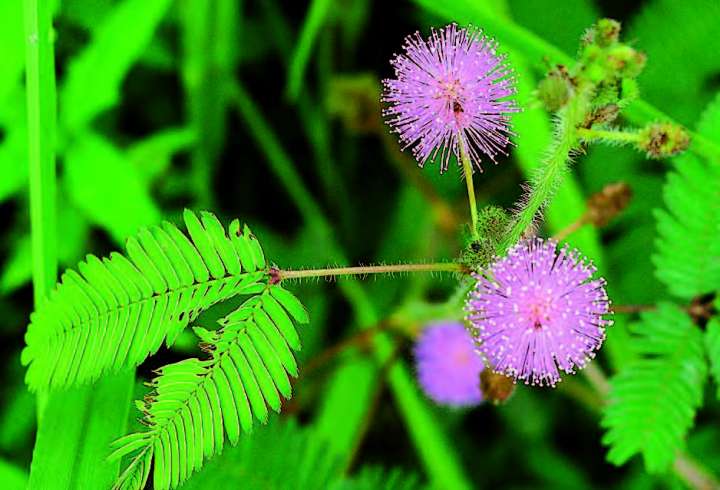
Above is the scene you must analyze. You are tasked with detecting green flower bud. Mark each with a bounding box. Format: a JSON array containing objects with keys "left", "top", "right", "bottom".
[
  {"left": 637, "top": 122, "right": 691, "bottom": 159},
  {"left": 537, "top": 66, "right": 572, "bottom": 112}
]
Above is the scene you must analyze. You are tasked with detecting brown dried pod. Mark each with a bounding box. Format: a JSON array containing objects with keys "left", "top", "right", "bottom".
[
  {"left": 480, "top": 369, "right": 516, "bottom": 405},
  {"left": 586, "top": 182, "right": 633, "bottom": 227}
]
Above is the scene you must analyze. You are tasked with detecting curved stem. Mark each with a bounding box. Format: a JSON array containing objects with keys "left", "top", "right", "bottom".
[
  {"left": 458, "top": 136, "right": 479, "bottom": 240},
  {"left": 274, "top": 262, "right": 467, "bottom": 282}
]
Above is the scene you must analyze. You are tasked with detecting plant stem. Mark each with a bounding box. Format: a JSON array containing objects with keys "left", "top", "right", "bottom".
[
  {"left": 24, "top": 0, "right": 57, "bottom": 307},
  {"left": 576, "top": 128, "right": 640, "bottom": 144},
  {"left": 458, "top": 136, "right": 480, "bottom": 240},
  {"left": 275, "top": 262, "right": 466, "bottom": 282},
  {"left": 552, "top": 217, "right": 588, "bottom": 242},
  {"left": 500, "top": 87, "right": 589, "bottom": 252},
  {"left": 673, "top": 453, "right": 720, "bottom": 490},
  {"left": 613, "top": 304, "right": 656, "bottom": 314}
]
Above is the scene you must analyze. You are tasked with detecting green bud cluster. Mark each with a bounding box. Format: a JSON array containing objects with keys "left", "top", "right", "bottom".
[
  {"left": 461, "top": 206, "right": 511, "bottom": 270},
  {"left": 537, "top": 18, "right": 645, "bottom": 117}
]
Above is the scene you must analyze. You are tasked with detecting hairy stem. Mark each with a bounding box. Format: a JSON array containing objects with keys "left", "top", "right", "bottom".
[
  {"left": 577, "top": 127, "right": 640, "bottom": 144},
  {"left": 458, "top": 136, "right": 479, "bottom": 240},
  {"left": 275, "top": 262, "right": 466, "bottom": 282},
  {"left": 501, "top": 86, "right": 590, "bottom": 252}
]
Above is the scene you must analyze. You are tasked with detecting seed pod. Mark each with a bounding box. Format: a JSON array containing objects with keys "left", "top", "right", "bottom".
[
  {"left": 586, "top": 182, "right": 633, "bottom": 227},
  {"left": 480, "top": 369, "right": 516, "bottom": 404},
  {"left": 637, "top": 122, "right": 690, "bottom": 159}
]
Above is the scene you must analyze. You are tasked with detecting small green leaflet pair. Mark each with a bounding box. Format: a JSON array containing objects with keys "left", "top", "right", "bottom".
[{"left": 22, "top": 210, "right": 309, "bottom": 490}]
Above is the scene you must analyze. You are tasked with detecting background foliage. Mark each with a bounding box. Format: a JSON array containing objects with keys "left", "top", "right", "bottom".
[{"left": 1, "top": 0, "right": 719, "bottom": 488}]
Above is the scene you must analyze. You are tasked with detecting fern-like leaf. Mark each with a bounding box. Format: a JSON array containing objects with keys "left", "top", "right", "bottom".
[
  {"left": 601, "top": 303, "right": 707, "bottom": 472},
  {"left": 653, "top": 93, "right": 720, "bottom": 298},
  {"left": 22, "top": 209, "right": 268, "bottom": 391},
  {"left": 110, "top": 285, "right": 308, "bottom": 490}
]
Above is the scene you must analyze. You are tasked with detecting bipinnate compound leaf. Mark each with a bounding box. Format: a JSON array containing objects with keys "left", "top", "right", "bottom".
[
  {"left": 110, "top": 286, "right": 308, "bottom": 490},
  {"left": 601, "top": 304, "right": 707, "bottom": 472},
  {"left": 653, "top": 93, "right": 720, "bottom": 298},
  {"left": 22, "top": 210, "right": 281, "bottom": 392}
]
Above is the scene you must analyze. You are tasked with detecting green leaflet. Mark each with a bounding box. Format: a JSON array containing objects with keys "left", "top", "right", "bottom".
[
  {"left": 179, "top": 417, "right": 340, "bottom": 490},
  {"left": 653, "top": 92, "right": 720, "bottom": 298},
  {"left": 112, "top": 285, "right": 307, "bottom": 490},
  {"left": 176, "top": 416, "right": 424, "bottom": 490},
  {"left": 286, "top": 0, "right": 333, "bottom": 100},
  {"left": 64, "top": 133, "right": 162, "bottom": 243},
  {"left": 22, "top": 210, "right": 268, "bottom": 391},
  {"left": 601, "top": 304, "right": 707, "bottom": 472},
  {"left": 60, "top": 0, "right": 173, "bottom": 132},
  {"left": 179, "top": 0, "right": 239, "bottom": 206}
]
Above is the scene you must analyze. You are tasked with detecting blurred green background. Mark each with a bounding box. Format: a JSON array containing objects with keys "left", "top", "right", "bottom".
[{"left": 1, "top": 0, "right": 719, "bottom": 488}]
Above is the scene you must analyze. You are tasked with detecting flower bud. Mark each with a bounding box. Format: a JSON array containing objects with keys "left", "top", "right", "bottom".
[
  {"left": 637, "top": 122, "right": 690, "bottom": 159},
  {"left": 537, "top": 66, "right": 572, "bottom": 112},
  {"left": 595, "top": 19, "right": 621, "bottom": 47},
  {"left": 461, "top": 207, "right": 511, "bottom": 269}
]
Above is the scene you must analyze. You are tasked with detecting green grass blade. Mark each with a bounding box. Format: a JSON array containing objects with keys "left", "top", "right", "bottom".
[
  {"left": 28, "top": 371, "right": 135, "bottom": 489},
  {"left": 286, "top": 0, "right": 333, "bottom": 100},
  {"left": 24, "top": 0, "right": 57, "bottom": 306},
  {"left": 180, "top": 0, "right": 239, "bottom": 207}
]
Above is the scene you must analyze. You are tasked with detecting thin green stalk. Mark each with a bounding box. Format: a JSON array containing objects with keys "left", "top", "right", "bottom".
[
  {"left": 180, "top": 0, "right": 238, "bottom": 208},
  {"left": 232, "top": 82, "right": 473, "bottom": 489},
  {"left": 458, "top": 136, "right": 479, "bottom": 240},
  {"left": 277, "top": 262, "right": 465, "bottom": 282},
  {"left": 24, "top": 0, "right": 57, "bottom": 308},
  {"left": 286, "top": 0, "right": 332, "bottom": 100},
  {"left": 577, "top": 128, "right": 641, "bottom": 144},
  {"left": 25, "top": 3, "right": 135, "bottom": 488},
  {"left": 501, "top": 87, "right": 589, "bottom": 251}
]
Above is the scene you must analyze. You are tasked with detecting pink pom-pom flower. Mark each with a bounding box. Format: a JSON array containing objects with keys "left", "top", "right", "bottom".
[
  {"left": 414, "top": 322, "right": 484, "bottom": 407},
  {"left": 465, "top": 238, "right": 613, "bottom": 387},
  {"left": 382, "top": 23, "right": 518, "bottom": 173}
]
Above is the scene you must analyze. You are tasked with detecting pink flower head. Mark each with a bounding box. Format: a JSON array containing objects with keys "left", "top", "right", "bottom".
[
  {"left": 382, "top": 23, "right": 518, "bottom": 173},
  {"left": 414, "top": 322, "right": 484, "bottom": 407},
  {"left": 465, "top": 238, "right": 613, "bottom": 387}
]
